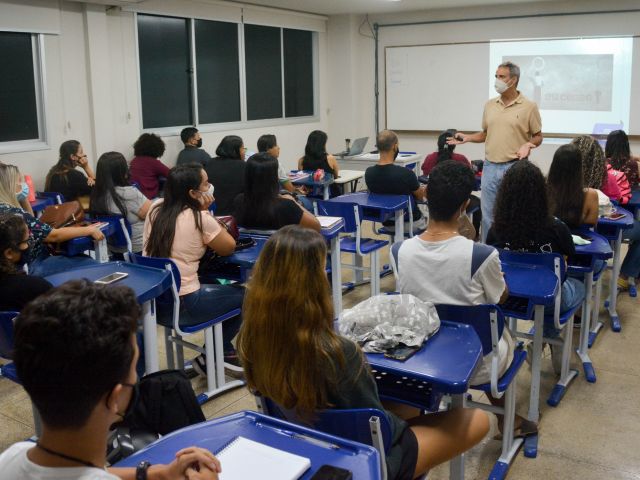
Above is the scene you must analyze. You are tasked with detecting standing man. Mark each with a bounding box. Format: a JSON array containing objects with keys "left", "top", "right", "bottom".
[
  {"left": 176, "top": 127, "right": 210, "bottom": 167},
  {"left": 449, "top": 61, "right": 542, "bottom": 241}
]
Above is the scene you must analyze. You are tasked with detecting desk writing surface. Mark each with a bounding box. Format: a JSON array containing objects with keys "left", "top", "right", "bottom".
[
  {"left": 115, "top": 411, "right": 382, "bottom": 480},
  {"left": 328, "top": 192, "right": 408, "bottom": 211},
  {"left": 366, "top": 321, "right": 482, "bottom": 394},
  {"left": 45, "top": 261, "right": 171, "bottom": 304},
  {"left": 572, "top": 231, "right": 613, "bottom": 259},
  {"left": 333, "top": 169, "right": 365, "bottom": 184},
  {"left": 597, "top": 207, "right": 634, "bottom": 229},
  {"left": 501, "top": 262, "right": 559, "bottom": 307}
]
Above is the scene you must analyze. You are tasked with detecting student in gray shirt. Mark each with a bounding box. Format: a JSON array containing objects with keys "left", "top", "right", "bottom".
[{"left": 176, "top": 127, "right": 211, "bottom": 167}]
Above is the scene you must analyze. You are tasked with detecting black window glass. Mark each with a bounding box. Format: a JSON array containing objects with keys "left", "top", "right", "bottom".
[
  {"left": 244, "top": 24, "right": 282, "bottom": 120},
  {"left": 283, "top": 29, "right": 314, "bottom": 118}
]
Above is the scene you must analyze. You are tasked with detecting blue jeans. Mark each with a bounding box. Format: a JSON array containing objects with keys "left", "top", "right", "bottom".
[
  {"left": 481, "top": 160, "right": 517, "bottom": 242},
  {"left": 621, "top": 220, "right": 640, "bottom": 278},
  {"left": 29, "top": 253, "right": 98, "bottom": 277},
  {"left": 543, "top": 277, "right": 585, "bottom": 337},
  {"left": 179, "top": 284, "right": 244, "bottom": 353}
]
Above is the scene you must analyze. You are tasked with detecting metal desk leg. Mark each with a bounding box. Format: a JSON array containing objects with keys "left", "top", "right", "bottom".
[
  {"left": 577, "top": 272, "right": 596, "bottom": 382},
  {"left": 94, "top": 238, "right": 109, "bottom": 263},
  {"left": 588, "top": 275, "right": 604, "bottom": 348},
  {"left": 142, "top": 300, "right": 159, "bottom": 374},
  {"left": 524, "top": 304, "right": 544, "bottom": 458},
  {"left": 323, "top": 185, "right": 329, "bottom": 200},
  {"left": 330, "top": 236, "right": 343, "bottom": 316},
  {"left": 393, "top": 210, "right": 405, "bottom": 244},
  {"left": 606, "top": 231, "right": 623, "bottom": 332},
  {"left": 449, "top": 394, "right": 465, "bottom": 480}
]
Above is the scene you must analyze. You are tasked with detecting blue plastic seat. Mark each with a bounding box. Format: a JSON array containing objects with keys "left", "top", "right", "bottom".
[
  {"left": 128, "top": 254, "right": 244, "bottom": 404},
  {"left": 91, "top": 214, "right": 133, "bottom": 255},
  {"left": 316, "top": 200, "right": 388, "bottom": 296},
  {"left": 256, "top": 394, "right": 392, "bottom": 480},
  {"left": 435, "top": 304, "right": 527, "bottom": 480}
]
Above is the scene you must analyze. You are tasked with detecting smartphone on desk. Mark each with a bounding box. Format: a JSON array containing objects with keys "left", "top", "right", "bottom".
[
  {"left": 384, "top": 345, "right": 419, "bottom": 361},
  {"left": 95, "top": 272, "right": 128, "bottom": 285},
  {"left": 605, "top": 212, "right": 625, "bottom": 220}
]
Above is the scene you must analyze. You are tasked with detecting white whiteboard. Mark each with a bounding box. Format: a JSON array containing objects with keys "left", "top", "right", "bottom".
[{"left": 385, "top": 43, "right": 490, "bottom": 132}]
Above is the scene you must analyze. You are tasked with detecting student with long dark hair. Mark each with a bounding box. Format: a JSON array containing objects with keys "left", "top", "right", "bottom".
[
  {"left": 45, "top": 140, "right": 95, "bottom": 201},
  {"left": 129, "top": 133, "right": 170, "bottom": 199},
  {"left": 421, "top": 129, "right": 471, "bottom": 176},
  {"left": 0, "top": 213, "right": 52, "bottom": 311},
  {"left": 143, "top": 165, "right": 243, "bottom": 369},
  {"left": 205, "top": 135, "right": 246, "bottom": 215},
  {"left": 90, "top": 152, "right": 152, "bottom": 254},
  {"left": 605, "top": 129, "right": 640, "bottom": 189},
  {"left": 298, "top": 130, "right": 340, "bottom": 197},
  {"left": 237, "top": 226, "right": 489, "bottom": 480},
  {"left": 233, "top": 153, "right": 320, "bottom": 231},
  {"left": 487, "top": 160, "right": 584, "bottom": 315},
  {"left": 547, "top": 144, "right": 599, "bottom": 228}
]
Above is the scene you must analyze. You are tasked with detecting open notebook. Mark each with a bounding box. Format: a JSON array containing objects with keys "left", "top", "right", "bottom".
[{"left": 216, "top": 436, "right": 311, "bottom": 480}]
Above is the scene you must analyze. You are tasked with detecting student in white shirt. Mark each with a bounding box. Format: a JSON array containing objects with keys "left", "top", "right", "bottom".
[
  {"left": 0, "top": 280, "right": 220, "bottom": 480},
  {"left": 394, "top": 160, "right": 536, "bottom": 439}
]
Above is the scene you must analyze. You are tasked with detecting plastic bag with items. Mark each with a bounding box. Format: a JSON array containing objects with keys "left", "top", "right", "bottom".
[{"left": 337, "top": 294, "right": 440, "bottom": 353}]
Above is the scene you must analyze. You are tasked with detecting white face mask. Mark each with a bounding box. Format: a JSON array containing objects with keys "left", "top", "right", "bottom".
[
  {"left": 494, "top": 78, "right": 511, "bottom": 94},
  {"left": 205, "top": 184, "right": 214, "bottom": 196}
]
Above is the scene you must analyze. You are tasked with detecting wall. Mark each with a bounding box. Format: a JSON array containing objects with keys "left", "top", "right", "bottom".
[
  {"left": 0, "top": 0, "right": 329, "bottom": 188},
  {"left": 327, "top": 0, "right": 640, "bottom": 173}
]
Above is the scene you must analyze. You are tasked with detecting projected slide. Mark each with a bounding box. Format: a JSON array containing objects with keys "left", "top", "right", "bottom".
[{"left": 490, "top": 38, "right": 632, "bottom": 134}]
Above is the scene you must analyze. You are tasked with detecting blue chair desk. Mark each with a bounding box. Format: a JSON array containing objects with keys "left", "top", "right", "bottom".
[
  {"left": 626, "top": 190, "right": 640, "bottom": 220},
  {"left": 115, "top": 411, "right": 382, "bottom": 480},
  {"left": 596, "top": 207, "right": 634, "bottom": 332},
  {"left": 500, "top": 261, "right": 558, "bottom": 458},
  {"left": 366, "top": 321, "right": 483, "bottom": 480},
  {"left": 45, "top": 261, "right": 172, "bottom": 373},
  {"left": 291, "top": 170, "right": 335, "bottom": 200},
  {"left": 568, "top": 231, "right": 613, "bottom": 382},
  {"left": 29, "top": 197, "right": 54, "bottom": 216},
  {"left": 327, "top": 192, "right": 409, "bottom": 244},
  {"left": 61, "top": 221, "right": 116, "bottom": 262}
]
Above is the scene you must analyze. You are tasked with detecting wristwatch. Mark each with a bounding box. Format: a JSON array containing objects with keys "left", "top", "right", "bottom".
[{"left": 136, "top": 461, "right": 151, "bottom": 480}]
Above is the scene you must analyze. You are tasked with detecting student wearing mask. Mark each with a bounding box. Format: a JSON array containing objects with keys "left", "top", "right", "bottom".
[
  {"left": 45, "top": 140, "right": 95, "bottom": 201},
  {"left": 0, "top": 280, "right": 220, "bottom": 480},
  {"left": 176, "top": 127, "right": 211, "bottom": 167}
]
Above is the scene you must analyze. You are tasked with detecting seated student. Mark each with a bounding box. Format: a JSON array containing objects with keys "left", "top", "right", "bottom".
[
  {"left": 547, "top": 144, "right": 599, "bottom": 228},
  {"left": 205, "top": 135, "right": 246, "bottom": 216},
  {"left": 176, "top": 127, "right": 210, "bottom": 167},
  {"left": 237, "top": 226, "right": 489, "bottom": 480},
  {"left": 0, "top": 280, "right": 220, "bottom": 479},
  {"left": 0, "top": 164, "right": 103, "bottom": 277},
  {"left": 234, "top": 153, "right": 320, "bottom": 232},
  {"left": 143, "top": 165, "right": 244, "bottom": 371},
  {"left": 395, "top": 160, "right": 534, "bottom": 437},
  {"left": 298, "top": 130, "right": 341, "bottom": 197},
  {"left": 257, "top": 134, "right": 295, "bottom": 194},
  {"left": 365, "top": 130, "right": 426, "bottom": 230},
  {"left": 572, "top": 135, "right": 622, "bottom": 202},
  {"left": 0, "top": 213, "right": 52, "bottom": 311},
  {"left": 129, "top": 133, "right": 171, "bottom": 199},
  {"left": 422, "top": 130, "right": 482, "bottom": 234},
  {"left": 606, "top": 129, "right": 640, "bottom": 190},
  {"left": 90, "top": 152, "right": 152, "bottom": 255},
  {"left": 45, "top": 140, "right": 95, "bottom": 201},
  {"left": 486, "top": 160, "right": 585, "bottom": 316}
]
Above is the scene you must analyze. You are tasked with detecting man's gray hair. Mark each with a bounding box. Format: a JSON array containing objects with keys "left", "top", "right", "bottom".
[{"left": 499, "top": 61, "right": 520, "bottom": 81}]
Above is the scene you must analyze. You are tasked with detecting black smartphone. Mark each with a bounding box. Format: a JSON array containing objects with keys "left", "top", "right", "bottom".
[
  {"left": 310, "top": 465, "right": 352, "bottom": 480},
  {"left": 384, "top": 345, "right": 419, "bottom": 361}
]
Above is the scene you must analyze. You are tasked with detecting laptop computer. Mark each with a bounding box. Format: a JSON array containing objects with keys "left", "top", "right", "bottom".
[{"left": 335, "top": 137, "right": 368, "bottom": 157}]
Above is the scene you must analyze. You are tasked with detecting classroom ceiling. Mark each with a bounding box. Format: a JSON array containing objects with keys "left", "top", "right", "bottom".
[{"left": 225, "top": 0, "right": 558, "bottom": 16}]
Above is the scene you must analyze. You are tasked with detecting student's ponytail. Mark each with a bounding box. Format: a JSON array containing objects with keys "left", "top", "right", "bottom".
[{"left": 436, "top": 129, "right": 457, "bottom": 163}]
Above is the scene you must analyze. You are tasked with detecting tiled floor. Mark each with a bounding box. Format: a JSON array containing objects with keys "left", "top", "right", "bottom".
[{"left": 1, "top": 237, "right": 639, "bottom": 479}]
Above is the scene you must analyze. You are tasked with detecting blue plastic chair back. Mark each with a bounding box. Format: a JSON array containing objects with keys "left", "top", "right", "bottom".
[
  {"left": 0, "top": 312, "right": 18, "bottom": 360},
  {"left": 435, "top": 304, "right": 505, "bottom": 356},
  {"left": 259, "top": 396, "right": 393, "bottom": 453},
  {"left": 93, "top": 214, "right": 132, "bottom": 249},
  {"left": 498, "top": 250, "right": 565, "bottom": 282},
  {"left": 315, "top": 200, "right": 360, "bottom": 233},
  {"left": 36, "top": 191, "right": 64, "bottom": 204},
  {"left": 130, "top": 253, "right": 181, "bottom": 289}
]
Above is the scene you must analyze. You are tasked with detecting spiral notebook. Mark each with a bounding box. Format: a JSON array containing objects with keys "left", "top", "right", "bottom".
[{"left": 216, "top": 436, "right": 311, "bottom": 479}]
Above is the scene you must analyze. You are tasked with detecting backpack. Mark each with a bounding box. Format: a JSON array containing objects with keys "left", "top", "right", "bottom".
[{"left": 606, "top": 163, "right": 631, "bottom": 204}]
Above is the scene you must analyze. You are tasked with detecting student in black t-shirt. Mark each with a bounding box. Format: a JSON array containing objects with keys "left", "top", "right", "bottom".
[
  {"left": 45, "top": 140, "right": 95, "bottom": 201},
  {"left": 234, "top": 153, "right": 320, "bottom": 232},
  {"left": 486, "top": 160, "right": 585, "bottom": 314},
  {"left": 205, "top": 135, "right": 246, "bottom": 215},
  {"left": 0, "top": 213, "right": 52, "bottom": 311},
  {"left": 365, "top": 130, "right": 426, "bottom": 229}
]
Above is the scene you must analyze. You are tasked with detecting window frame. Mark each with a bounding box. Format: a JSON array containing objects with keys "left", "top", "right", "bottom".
[
  {"left": 134, "top": 13, "right": 319, "bottom": 135},
  {"left": 0, "top": 33, "right": 49, "bottom": 154}
]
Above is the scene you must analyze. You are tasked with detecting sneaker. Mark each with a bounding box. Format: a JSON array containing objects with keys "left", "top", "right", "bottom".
[
  {"left": 618, "top": 277, "right": 630, "bottom": 292},
  {"left": 192, "top": 354, "right": 207, "bottom": 378}
]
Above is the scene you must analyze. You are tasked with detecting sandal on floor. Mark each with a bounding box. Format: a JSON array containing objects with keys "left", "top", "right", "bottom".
[{"left": 494, "top": 418, "right": 539, "bottom": 441}]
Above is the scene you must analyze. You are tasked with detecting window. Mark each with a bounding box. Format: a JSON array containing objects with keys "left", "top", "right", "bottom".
[
  {"left": 0, "top": 32, "right": 42, "bottom": 143},
  {"left": 136, "top": 14, "right": 316, "bottom": 130}
]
